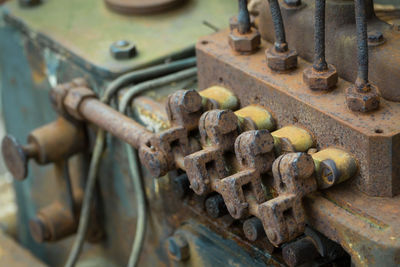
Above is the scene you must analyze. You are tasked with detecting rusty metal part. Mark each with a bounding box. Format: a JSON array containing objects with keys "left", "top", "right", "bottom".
[
  {"left": 266, "top": 48, "right": 298, "bottom": 72},
  {"left": 368, "top": 30, "right": 385, "bottom": 46},
  {"left": 229, "top": 15, "right": 256, "bottom": 31},
  {"left": 303, "top": 64, "right": 338, "bottom": 91},
  {"left": 172, "top": 173, "right": 191, "bottom": 199},
  {"left": 109, "top": 40, "right": 137, "bottom": 60},
  {"left": 205, "top": 194, "right": 228, "bottom": 219},
  {"left": 258, "top": 0, "right": 400, "bottom": 102},
  {"left": 166, "top": 233, "right": 190, "bottom": 261},
  {"left": 2, "top": 117, "right": 86, "bottom": 181},
  {"left": 259, "top": 153, "right": 316, "bottom": 246},
  {"left": 104, "top": 0, "right": 185, "bottom": 15},
  {"left": 345, "top": 83, "right": 380, "bottom": 112},
  {"left": 228, "top": 28, "right": 261, "bottom": 54},
  {"left": 196, "top": 29, "right": 400, "bottom": 197},
  {"left": 282, "top": 236, "right": 320, "bottom": 267},
  {"left": 29, "top": 201, "right": 77, "bottom": 243},
  {"left": 243, "top": 217, "right": 265, "bottom": 241},
  {"left": 312, "top": 148, "right": 358, "bottom": 189},
  {"left": 199, "top": 86, "right": 239, "bottom": 110}
]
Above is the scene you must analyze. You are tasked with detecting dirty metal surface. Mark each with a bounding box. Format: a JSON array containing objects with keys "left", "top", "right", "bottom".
[
  {"left": 2, "top": 0, "right": 236, "bottom": 78},
  {"left": 197, "top": 29, "right": 400, "bottom": 198},
  {"left": 196, "top": 30, "right": 400, "bottom": 266},
  {"left": 0, "top": 229, "right": 46, "bottom": 267},
  {"left": 259, "top": 0, "right": 400, "bottom": 102}
]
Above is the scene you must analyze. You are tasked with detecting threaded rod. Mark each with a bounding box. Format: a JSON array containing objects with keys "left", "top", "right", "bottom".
[{"left": 314, "top": 0, "right": 328, "bottom": 71}]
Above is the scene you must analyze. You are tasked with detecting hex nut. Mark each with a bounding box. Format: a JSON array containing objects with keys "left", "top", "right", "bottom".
[
  {"left": 228, "top": 28, "right": 261, "bottom": 54},
  {"left": 266, "top": 48, "right": 298, "bottom": 71},
  {"left": 346, "top": 83, "right": 380, "bottom": 112},
  {"left": 167, "top": 234, "right": 190, "bottom": 261},
  {"left": 64, "top": 87, "right": 97, "bottom": 120},
  {"left": 110, "top": 40, "right": 137, "bottom": 60},
  {"left": 303, "top": 64, "right": 338, "bottom": 91}
]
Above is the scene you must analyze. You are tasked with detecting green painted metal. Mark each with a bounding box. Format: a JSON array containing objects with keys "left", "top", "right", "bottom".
[{"left": 4, "top": 0, "right": 236, "bottom": 78}]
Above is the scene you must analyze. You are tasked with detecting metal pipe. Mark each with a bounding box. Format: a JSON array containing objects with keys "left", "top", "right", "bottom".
[
  {"left": 238, "top": 0, "right": 251, "bottom": 34},
  {"left": 79, "top": 98, "right": 152, "bottom": 149},
  {"left": 314, "top": 0, "right": 328, "bottom": 71},
  {"left": 355, "top": 0, "right": 369, "bottom": 91},
  {"left": 268, "top": 0, "right": 288, "bottom": 52}
]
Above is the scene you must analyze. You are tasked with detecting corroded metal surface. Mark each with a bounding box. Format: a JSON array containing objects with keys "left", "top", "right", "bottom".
[{"left": 197, "top": 29, "right": 400, "bottom": 198}]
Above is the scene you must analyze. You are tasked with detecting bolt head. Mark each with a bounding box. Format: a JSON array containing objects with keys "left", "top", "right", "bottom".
[
  {"left": 110, "top": 40, "right": 137, "bottom": 60},
  {"left": 266, "top": 48, "right": 298, "bottom": 72},
  {"left": 346, "top": 83, "right": 380, "bottom": 112},
  {"left": 228, "top": 28, "right": 261, "bottom": 54},
  {"left": 205, "top": 194, "right": 228, "bottom": 218},
  {"left": 2, "top": 135, "right": 28, "bottom": 181},
  {"left": 303, "top": 64, "right": 338, "bottom": 91},
  {"left": 167, "top": 234, "right": 190, "bottom": 261},
  {"left": 368, "top": 30, "right": 385, "bottom": 46},
  {"left": 243, "top": 217, "right": 265, "bottom": 241}
]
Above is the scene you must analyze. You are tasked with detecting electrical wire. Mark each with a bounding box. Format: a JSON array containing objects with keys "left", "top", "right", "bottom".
[
  {"left": 118, "top": 67, "right": 197, "bottom": 267},
  {"left": 65, "top": 59, "right": 197, "bottom": 267}
]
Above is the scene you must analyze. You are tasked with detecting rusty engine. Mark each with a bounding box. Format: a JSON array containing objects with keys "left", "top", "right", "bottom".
[{"left": 0, "top": 0, "right": 399, "bottom": 266}]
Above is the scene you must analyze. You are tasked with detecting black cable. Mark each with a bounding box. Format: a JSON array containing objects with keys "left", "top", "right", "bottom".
[
  {"left": 268, "top": 0, "right": 288, "bottom": 52},
  {"left": 355, "top": 0, "right": 369, "bottom": 90},
  {"left": 314, "top": 0, "right": 328, "bottom": 71},
  {"left": 238, "top": 0, "right": 251, "bottom": 34}
]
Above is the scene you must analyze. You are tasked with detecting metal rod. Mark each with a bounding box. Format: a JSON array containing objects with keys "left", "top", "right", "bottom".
[
  {"left": 355, "top": 0, "right": 369, "bottom": 89},
  {"left": 314, "top": 0, "right": 328, "bottom": 71},
  {"left": 268, "top": 0, "right": 288, "bottom": 52},
  {"left": 238, "top": 0, "right": 251, "bottom": 34}
]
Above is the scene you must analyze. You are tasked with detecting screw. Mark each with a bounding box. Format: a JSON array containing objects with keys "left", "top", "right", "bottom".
[
  {"left": 205, "top": 194, "right": 228, "bottom": 218},
  {"left": 167, "top": 234, "right": 190, "bottom": 261},
  {"left": 243, "top": 217, "right": 265, "bottom": 241},
  {"left": 282, "top": 237, "right": 320, "bottom": 267},
  {"left": 284, "top": 0, "right": 301, "bottom": 7},
  {"left": 368, "top": 30, "right": 385, "bottom": 46},
  {"left": 110, "top": 40, "right": 137, "bottom": 60},
  {"left": 172, "top": 174, "right": 190, "bottom": 199}
]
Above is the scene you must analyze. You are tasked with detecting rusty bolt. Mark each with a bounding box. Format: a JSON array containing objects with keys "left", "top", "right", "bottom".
[
  {"left": 303, "top": 64, "right": 338, "bottom": 91},
  {"left": 172, "top": 173, "right": 191, "bottom": 199},
  {"left": 228, "top": 28, "right": 261, "bottom": 54},
  {"left": 243, "top": 217, "right": 266, "bottom": 241},
  {"left": 167, "top": 233, "right": 190, "bottom": 261},
  {"left": 284, "top": 0, "right": 301, "bottom": 7},
  {"left": 345, "top": 83, "right": 380, "bottom": 112},
  {"left": 138, "top": 145, "right": 168, "bottom": 178},
  {"left": 266, "top": 48, "right": 298, "bottom": 72},
  {"left": 110, "top": 40, "right": 137, "bottom": 60},
  {"left": 205, "top": 194, "right": 228, "bottom": 218},
  {"left": 282, "top": 237, "right": 320, "bottom": 267},
  {"left": 368, "top": 31, "right": 385, "bottom": 46},
  {"left": 29, "top": 217, "right": 50, "bottom": 243}
]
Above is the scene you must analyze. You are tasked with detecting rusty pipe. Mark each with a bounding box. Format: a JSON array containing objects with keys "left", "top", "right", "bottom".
[{"left": 78, "top": 97, "right": 152, "bottom": 149}]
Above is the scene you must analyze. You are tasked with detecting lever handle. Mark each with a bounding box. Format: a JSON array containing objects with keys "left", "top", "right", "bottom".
[{"left": 2, "top": 135, "right": 38, "bottom": 181}]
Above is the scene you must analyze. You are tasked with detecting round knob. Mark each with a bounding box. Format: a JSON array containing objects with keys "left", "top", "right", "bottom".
[{"left": 2, "top": 135, "right": 37, "bottom": 181}]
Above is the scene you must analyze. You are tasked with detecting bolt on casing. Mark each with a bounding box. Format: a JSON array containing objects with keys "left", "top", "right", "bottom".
[
  {"left": 271, "top": 125, "right": 314, "bottom": 154},
  {"left": 312, "top": 148, "right": 357, "bottom": 189},
  {"left": 110, "top": 40, "right": 137, "bottom": 60}
]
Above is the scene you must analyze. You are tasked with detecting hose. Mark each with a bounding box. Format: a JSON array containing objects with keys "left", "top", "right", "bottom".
[
  {"left": 118, "top": 67, "right": 197, "bottom": 267},
  {"left": 65, "top": 59, "right": 197, "bottom": 267}
]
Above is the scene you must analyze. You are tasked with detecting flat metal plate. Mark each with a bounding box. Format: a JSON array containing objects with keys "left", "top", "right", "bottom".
[{"left": 3, "top": 0, "right": 236, "bottom": 78}]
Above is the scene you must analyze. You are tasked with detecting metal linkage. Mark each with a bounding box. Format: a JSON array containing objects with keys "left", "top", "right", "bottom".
[
  {"left": 265, "top": 0, "right": 298, "bottom": 71},
  {"left": 345, "top": 0, "right": 380, "bottom": 112},
  {"left": 303, "top": 0, "right": 338, "bottom": 91},
  {"left": 228, "top": 0, "right": 261, "bottom": 53}
]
